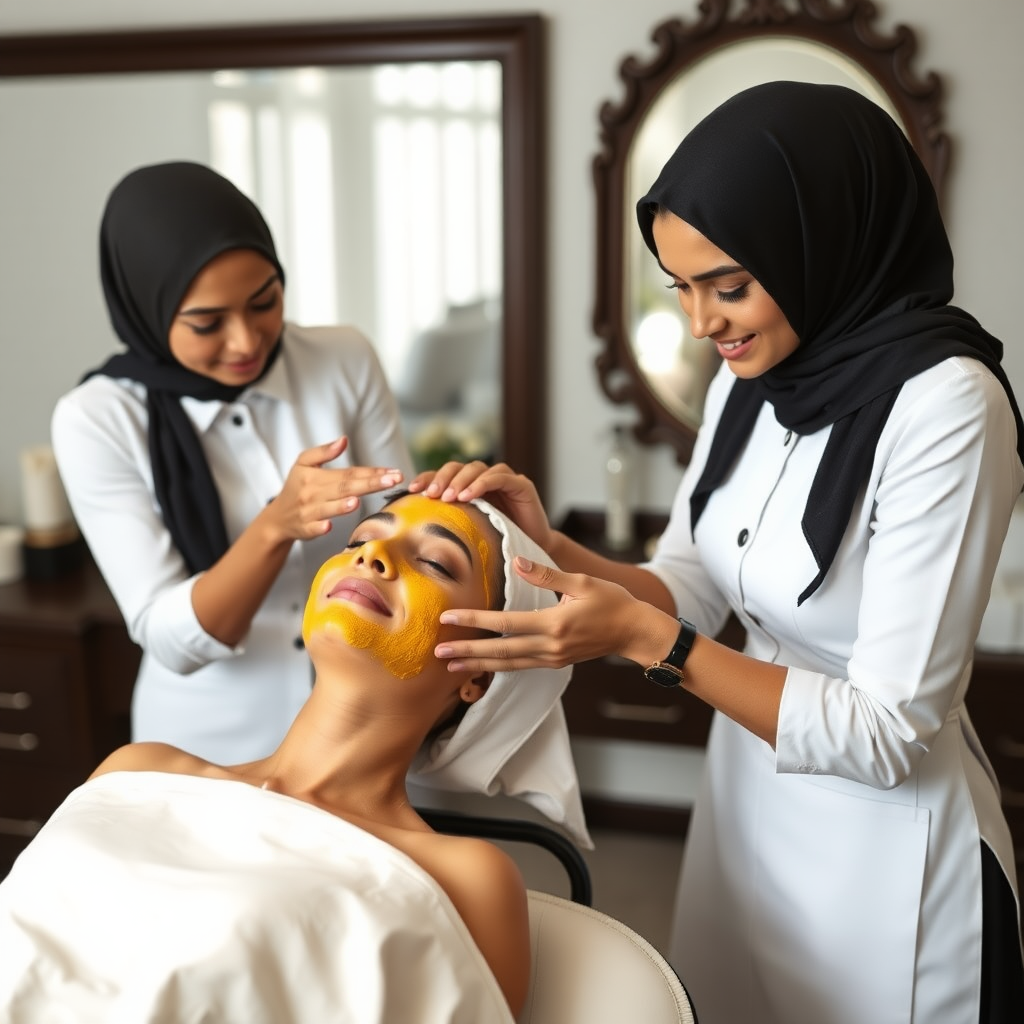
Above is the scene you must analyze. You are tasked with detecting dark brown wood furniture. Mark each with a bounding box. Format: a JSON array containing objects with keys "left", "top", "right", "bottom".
[
  {"left": 965, "top": 650, "right": 1024, "bottom": 882},
  {"left": 0, "top": 559, "right": 139, "bottom": 877}
]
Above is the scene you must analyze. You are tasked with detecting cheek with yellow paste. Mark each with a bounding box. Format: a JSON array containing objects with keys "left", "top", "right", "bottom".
[
  {"left": 303, "top": 568, "right": 448, "bottom": 679},
  {"left": 301, "top": 499, "right": 498, "bottom": 680}
]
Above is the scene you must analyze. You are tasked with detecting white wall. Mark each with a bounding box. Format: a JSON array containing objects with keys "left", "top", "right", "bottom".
[{"left": 2, "top": 0, "right": 1021, "bottom": 805}]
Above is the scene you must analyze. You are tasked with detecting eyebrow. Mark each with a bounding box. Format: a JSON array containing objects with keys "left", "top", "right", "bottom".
[
  {"left": 658, "top": 260, "right": 745, "bottom": 283},
  {"left": 358, "top": 512, "right": 475, "bottom": 570},
  {"left": 178, "top": 272, "right": 280, "bottom": 317}
]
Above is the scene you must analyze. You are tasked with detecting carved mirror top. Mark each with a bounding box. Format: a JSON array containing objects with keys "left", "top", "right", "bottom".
[{"left": 593, "top": 0, "right": 949, "bottom": 464}]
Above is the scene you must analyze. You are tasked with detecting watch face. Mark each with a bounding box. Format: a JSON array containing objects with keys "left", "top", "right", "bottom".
[{"left": 644, "top": 664, "right": 683, "bottom": 688}]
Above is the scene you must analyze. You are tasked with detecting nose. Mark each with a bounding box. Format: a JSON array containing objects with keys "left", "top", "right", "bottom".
[
  {"left": 225, "top": 315, "right": 262, "bottom": 356},
  {"left": 356, "top": 538, "right": 398, "bottom": 578},
  {"left": 687, "top": 294, "right": 727, "bottom": 340}
]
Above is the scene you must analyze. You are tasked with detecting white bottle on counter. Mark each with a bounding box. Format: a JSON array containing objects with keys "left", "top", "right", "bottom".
[{"left": 605, "top": 425, "right": 635, "bottom": 552}]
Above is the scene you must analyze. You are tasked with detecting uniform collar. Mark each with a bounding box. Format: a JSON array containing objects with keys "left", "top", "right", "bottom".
[{"left": 180, "top": 332, "right": 294, "bottom": 433}]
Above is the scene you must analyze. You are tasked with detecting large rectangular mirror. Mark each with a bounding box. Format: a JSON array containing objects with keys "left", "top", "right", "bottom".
[{"left": 0, "top": 15, "right": 547, "bottom": 525}]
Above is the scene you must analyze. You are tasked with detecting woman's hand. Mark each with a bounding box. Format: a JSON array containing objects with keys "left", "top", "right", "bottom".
[
  {"left": 409, "top": 461, "right": 555, "bottom": 552},
  {"left": 261, "top": 437, "right": 404, "bottom": 543},
  {"left": 433, "top": 556, "right": 679, "bottom": 673}
]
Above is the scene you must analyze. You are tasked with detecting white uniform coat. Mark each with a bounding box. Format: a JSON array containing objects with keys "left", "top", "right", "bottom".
[
  {"left": 51, "top": 323, "right": 414, "bottom": 764},
  {"left": 648, "top": 356, "right": 1024, "bottom": 1024}
]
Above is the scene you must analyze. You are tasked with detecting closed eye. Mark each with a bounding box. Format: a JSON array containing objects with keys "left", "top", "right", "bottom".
[
  {"left": 717, "top": 283, "right": 749, "bottom": 303},
  {"left": 419, "top": 558, "right": 456, "bottom": 581},
  {"left": 189, "top": 318, "right": 222, "bottom": 336},
  {"left": 345, "top": 539, "right": 458, "bottom": 581},
  {"left": 665, "top": 280, "right": 749, "bottom": 303}
]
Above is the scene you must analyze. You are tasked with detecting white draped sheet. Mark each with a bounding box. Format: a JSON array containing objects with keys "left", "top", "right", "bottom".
[{"left": 0, "top": 772, "right": 516, "bottom": 1024}]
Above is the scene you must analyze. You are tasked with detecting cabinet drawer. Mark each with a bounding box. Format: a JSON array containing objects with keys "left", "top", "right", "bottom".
[
  {"left": 0, "top": 646, "right": 90, "bottom": 768},
  {"left": 0, "top": 767, "right": 82, "bottom": 823},
  {"left": 564, "top": 655, "right": 712, "bottom": 746},
  {"left": 967, "top": 652, "right": 1024, "bottom": 790},
  {"left": 0, "top": 769, "right": 83, "bottom": 879}
]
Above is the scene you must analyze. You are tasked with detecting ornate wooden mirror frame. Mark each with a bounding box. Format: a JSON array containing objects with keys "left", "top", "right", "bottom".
[{"left": 592, "top": 0, "right": 949, "bottom": 465}]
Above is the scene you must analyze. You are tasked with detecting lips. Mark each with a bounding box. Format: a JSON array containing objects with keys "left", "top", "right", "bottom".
[
  {"left": 327, "top": 577, "right": 392, "bottom": 616},
  {"left": 222, "top": 357, "right": 263, "bottom": 374},
  {"left": 716, "top": 335, "right": 754, "bottom": 359}
]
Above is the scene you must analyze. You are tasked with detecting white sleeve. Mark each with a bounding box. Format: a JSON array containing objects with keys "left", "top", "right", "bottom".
[
  {"left": 776, "top": 361, "right": 1024, "bottom": 787},
  {"left": 51, "top": 380, "right": 237, "bottom": 675}
]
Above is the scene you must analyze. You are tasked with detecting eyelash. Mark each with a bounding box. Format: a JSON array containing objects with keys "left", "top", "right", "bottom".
[
  {"left": 666, "top": 282, "right": 749, "bottom": 304},
  {"left": 189, "top": 296, "right": 279, "bottom": 336},
  {"left": 344, "top": 540, "right": 456, "bottom": 581}
]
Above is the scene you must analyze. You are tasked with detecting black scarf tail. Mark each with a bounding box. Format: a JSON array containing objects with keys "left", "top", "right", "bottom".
[
  {"left": 148, "top": 391, "right": 230, "bottom": 575},
  {"left": 796, "top": 390, "right": 898, "bottom": 605}
]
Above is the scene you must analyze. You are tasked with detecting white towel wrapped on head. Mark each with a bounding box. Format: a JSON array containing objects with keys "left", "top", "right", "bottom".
[{"left": 409, "top": 499, "right": 592, "bottom": 849}]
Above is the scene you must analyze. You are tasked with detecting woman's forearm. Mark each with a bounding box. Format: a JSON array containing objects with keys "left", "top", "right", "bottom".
[
  {"left": 679, "top": 633, "right": 785, "bottom": 748},
  {"left": 545, "top": 530, "right": 678, "bottom": 614},
  {"left": 609, "top": 595, "right": 785, "bottom": 749},
  {"left": 190, "top": 508, "right": 294, "bottom": 647}
]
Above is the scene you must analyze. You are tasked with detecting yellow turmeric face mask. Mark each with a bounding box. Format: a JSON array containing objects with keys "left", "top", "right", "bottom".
[{"left": 302, "top": 496, "right": 497, "bottom": 679}]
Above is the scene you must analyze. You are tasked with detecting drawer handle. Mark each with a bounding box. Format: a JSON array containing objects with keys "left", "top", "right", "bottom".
[
  {"left": 0, "top": 691, "right": 31, "bottom": 710},
  {"left": 994, "top": 737, "right": 1024, "bottom": 759},
  {"left": 598, "top": 700, "right": 683, "bottom": 725},
  {"left": 0, "top": 731, "right": 38, "bottom": 751},
  {"left": 0, "top": 816, "right": 42, "bottom": 838}
]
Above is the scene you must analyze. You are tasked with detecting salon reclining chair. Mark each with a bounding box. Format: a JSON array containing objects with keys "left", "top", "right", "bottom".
[{"left": 421, "top": 810, "right": 699, "bottom": 1024}]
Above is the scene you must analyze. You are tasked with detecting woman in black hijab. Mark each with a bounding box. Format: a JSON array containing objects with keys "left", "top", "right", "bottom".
[
  {"left": 52, "top": 161, "right": 417, "bottom": 765},
  {"left": 429, "top": 82, "right": 1024, "bottom": 1022}
]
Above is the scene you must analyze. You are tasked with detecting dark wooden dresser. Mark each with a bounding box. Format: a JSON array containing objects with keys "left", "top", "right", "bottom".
[
  {"left": 965, "top": 649, "right": 1024, "bottom": 882},
  {"left": 0, "top": 558, "right": 139, "bottom": 877}
]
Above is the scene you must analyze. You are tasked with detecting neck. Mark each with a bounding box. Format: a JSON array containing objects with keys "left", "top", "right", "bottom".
[{"left": 249, "top": 667, "right": 439, "bottom": 823}]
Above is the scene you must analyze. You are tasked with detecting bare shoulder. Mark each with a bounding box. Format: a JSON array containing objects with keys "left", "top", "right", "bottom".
[
  {"left": 435, "top": 834, "right": 527, "bottom": 908},
  {"left": 422, "top": 834, "right": 530, "bottom": 1015},
  {"left": 89, "top": 742, "right": 211, "bottom": 780}
]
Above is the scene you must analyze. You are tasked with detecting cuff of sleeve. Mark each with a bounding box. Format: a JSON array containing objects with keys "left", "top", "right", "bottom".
[
  {"left": 148, "top": 575, "right": 244, "bottom": 674},
  {"left": 774, "top": 666, "right": 827, "bottom": 776}
]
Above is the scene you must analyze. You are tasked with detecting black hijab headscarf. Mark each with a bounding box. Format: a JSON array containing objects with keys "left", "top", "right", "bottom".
[
  {"left": 637, "top": 81, "right": 1023, "bottom": 605},
  {"left": 89, "top": 161, "right": 286, "bottom": 575}
]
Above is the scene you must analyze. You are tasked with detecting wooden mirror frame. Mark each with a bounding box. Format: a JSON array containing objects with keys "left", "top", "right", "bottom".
[
  {"left": 0, "top": 14, "right": 548, "bottom": 496},
  {"left": 592, "top": 0, "right": 949, "bottom": 465}
]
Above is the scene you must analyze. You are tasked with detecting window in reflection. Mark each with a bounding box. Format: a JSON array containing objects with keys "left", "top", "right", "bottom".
[
  {"left": 205, "top": 62, "right": 503, "bottom": 469},
  {"left": 205, "top": 62, "right": 501, "bottom": 371}
]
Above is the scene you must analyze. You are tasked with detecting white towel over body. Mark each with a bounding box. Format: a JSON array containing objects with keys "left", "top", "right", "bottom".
[{"left": 0, "top": 772, "right": 515, "bottom": 1024}]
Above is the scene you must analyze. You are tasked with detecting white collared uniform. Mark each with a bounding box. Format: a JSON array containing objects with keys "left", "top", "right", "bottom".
[
  {"left": 51, "top": 323, "right": 414, "bottom": 764},
  {"left": 647, "top": 356, "right": 1023, "bottom": 1024}
]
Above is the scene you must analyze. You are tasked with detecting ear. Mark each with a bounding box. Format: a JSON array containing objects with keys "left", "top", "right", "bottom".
[{"left": 460, "top": 671, "right": 493, "bottom": 705}]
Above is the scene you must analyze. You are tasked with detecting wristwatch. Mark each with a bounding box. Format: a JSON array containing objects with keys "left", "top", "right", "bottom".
[{"left": 643, "top": 618, "right": 697, "bottom": 688}]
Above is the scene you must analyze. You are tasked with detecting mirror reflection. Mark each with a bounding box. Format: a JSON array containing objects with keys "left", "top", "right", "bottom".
[
  {"left": 626, "top": 39, "right": 902, "bottom": 429},
  {"left": 1, "top": 60, "right": 503, "bottom": 473}
]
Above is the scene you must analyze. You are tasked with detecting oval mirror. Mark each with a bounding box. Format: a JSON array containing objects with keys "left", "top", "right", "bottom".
[{"left": 594, "top": 0, "right": 949, "bottom": 463}]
